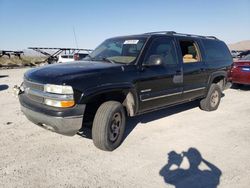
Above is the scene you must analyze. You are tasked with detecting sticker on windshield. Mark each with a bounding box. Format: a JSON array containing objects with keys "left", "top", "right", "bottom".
[{"left": 124, "top": 40, "right": 139, "bottom": 44}]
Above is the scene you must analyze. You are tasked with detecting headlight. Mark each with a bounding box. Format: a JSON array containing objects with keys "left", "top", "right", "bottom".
[
  {"left": 44, "top": 84, "right": 73, "bottom": 94},
  {"left": 44, "top": 84, "right": 75, "bottom": 108},
  {"left": 44, "top": 99, "right": 75, "bottom": 108}
]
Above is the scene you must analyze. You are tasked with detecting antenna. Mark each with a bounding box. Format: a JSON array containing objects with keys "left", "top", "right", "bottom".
[{"left": 73, "top": 26, "right": 79, "bottom": 49}]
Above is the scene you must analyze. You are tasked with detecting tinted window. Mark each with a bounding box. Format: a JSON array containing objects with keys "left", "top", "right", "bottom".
[
  {"left": 144, "top": 37, "right": 177, "bottom": 65},
  {"left": 203, "top": 40, "right": 232, "bottom": 62}
]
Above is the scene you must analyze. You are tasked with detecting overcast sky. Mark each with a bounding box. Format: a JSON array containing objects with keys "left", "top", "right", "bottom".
[{"left": 0, "top": 0, "right": 250, "bottom": 50}]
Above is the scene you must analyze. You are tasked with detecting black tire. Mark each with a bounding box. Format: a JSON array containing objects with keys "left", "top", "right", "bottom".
[
  {"left": 199, "top": 84, "right": 222, "bottom": 111},
  {"left": 92, "top": 101, "right": 126, "bottom": 151}
]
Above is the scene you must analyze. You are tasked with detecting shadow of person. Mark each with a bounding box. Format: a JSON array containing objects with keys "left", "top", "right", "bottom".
[{"left": 160, "top": 148, "right": 222, "bottom": 188}]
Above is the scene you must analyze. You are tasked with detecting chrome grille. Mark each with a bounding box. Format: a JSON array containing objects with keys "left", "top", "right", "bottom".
[
  {"left": 23, "top": 79, "right": 44, "bottom": 91},
  {"left": 22, "top": 79, "right": 74, "bottom": 104},
  {"left": 27, "top": 94, "right": 44, "bottom": 103},
  {"left": 23, "top": 79, "right": 44, "bottom": 103}
]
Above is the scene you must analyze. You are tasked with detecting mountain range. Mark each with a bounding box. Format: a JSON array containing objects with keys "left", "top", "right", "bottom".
[{"left": 227, "top": 40, "right": 250, "bottom": 51}]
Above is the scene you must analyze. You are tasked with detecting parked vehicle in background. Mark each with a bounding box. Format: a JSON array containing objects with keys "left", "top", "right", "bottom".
[
  {"left": 231, "top": 50, "right": 240, "bottom": 58},
  {"left": 16, "top": 31, "right": 232, "bottom": 151},
  {"left": 57, "top": 54, "right": 74, "bottom": 63},
  {"left": 238, "top": 50, "right": 250, "bottom": 58},
  {"left": 74, "top": 52, "right": 89, "bottom": 61},
  {"left": 229, "top": 54, "right": 250, "bottom": 86}
]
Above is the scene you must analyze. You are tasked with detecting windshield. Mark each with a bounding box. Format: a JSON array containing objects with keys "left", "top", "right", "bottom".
[
  {"left": 84, "top": 37, "right": 146, "bottom": 64},
  {"left": 241, "top": 54, "right": 250, "bottom": 60}
]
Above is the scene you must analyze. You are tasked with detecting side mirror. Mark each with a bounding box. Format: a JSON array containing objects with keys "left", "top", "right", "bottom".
[{"left": 144, "top": 55, "right": 164, "bottom": 66}]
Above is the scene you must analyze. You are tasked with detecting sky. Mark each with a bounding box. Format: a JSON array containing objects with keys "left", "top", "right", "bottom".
[{"left": 0, "top": 0, "right": 250, "bottom": 50}]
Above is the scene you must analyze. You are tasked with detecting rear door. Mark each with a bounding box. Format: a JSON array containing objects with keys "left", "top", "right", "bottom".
[
  {"left": 137, "top": 36, "right": 183, "bottom": 112},
  {"left": 176, "top": 38, "right": 208, "bottom": 100}
]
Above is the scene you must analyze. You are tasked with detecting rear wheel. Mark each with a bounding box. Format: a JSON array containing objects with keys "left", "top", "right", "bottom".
[
  {"left": 199, "top": 84, "right": 221, "bottom": 111},
  {"left": 92, "top": 101, "right": 126, "bottom": 151}
]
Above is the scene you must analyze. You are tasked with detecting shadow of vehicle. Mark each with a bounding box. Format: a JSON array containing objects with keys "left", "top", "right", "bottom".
[
  {"left": 159, "top": 148, "right": 222, "bottom": 188},
  {"left": 78, "top": 101, "right": 199, "bottom": 141},
  {"left": 124, "top": 101, "right": 199, "bottom": 140},
  {"left": 230, "top": 84, "right": 250, "bottom": 91},
  {"left": 0, "top": 84, "right": 9, "bottom": 91}
]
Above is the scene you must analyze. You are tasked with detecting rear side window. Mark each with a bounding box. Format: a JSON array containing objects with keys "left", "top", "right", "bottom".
[
  {"left": 179, "top": 40, "right": 201, "bottom": 64},
  {"left": 203, "top": 40, "right": 232, "bottom": 62}
]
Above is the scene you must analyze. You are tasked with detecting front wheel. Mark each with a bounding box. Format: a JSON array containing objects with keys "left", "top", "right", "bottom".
[
  {"left": 199, "top": 84, "right": 222, "bottom": 111},
  {"left": 92, "top": 101, "right": 126, "bottom": 151}
]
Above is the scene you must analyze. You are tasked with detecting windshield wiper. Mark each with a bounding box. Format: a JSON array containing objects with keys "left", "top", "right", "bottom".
[
  {"left": 86, "top": 55, "right": 116, "bottom": 64},
  {"left": 101, "top": 57, "right": 116, "bottom": 64}
]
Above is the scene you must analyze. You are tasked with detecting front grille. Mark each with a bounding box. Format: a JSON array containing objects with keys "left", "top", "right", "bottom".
[
  {"left": 23, "top": 79, "right": 44, "bottom": 103},
  {"left": 27, "top": 94, "right": 44, "bottom": 103},
  {"left": 23, "top": 79, "right": 44, "bottom": 91}
]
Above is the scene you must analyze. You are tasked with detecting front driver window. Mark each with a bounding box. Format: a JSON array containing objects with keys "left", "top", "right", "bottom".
[{"left": 144, "top": 38, "right": 178, "bottom": 66}]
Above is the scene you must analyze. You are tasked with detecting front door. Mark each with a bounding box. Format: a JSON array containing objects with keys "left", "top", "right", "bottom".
[{"left": 137, "top": 37, "right": 183, "bottom": 112}]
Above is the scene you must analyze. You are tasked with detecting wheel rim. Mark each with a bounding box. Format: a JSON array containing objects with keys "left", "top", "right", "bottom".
[
  {"left": 109, "top": 112, "right": 122, "bottom": 142},
  {"left": 210, "top": 90, "right": 219, "bottom": 108}
]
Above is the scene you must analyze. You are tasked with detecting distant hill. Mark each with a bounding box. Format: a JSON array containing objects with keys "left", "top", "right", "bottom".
[{"left": 227, "top": 40, "right": 250, "bottom": 51}]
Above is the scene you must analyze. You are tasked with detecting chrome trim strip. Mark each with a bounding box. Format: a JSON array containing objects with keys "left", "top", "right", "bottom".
[
  {"left": 141, "top": 89, "right": 152, "bottom": 93},
  {"left": 183, "top": 87, "right": 206, "bottom": 93},
  {"left": 25, "top": 88, "right": 74, "bottom": 101},
  {"left": 140, "top": 92, "right": 182, "bottom": 102},
  {"left": 140, "top": 87, "right": 206, "bottom": 102}
]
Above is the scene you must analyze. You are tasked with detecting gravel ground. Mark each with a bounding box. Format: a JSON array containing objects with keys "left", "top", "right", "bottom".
[{"left": 0, "top": 68, "right": 250, "bottom": 188}]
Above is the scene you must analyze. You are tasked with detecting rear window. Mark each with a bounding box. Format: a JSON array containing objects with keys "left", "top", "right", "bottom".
[{"left": 203, "top": 40, "right": 232, "bottom": 62}]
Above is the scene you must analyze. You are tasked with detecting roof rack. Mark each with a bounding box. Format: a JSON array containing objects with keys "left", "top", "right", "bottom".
[
  {"left": 144, "top": 31, "right": 218, "bottom": 40},
  {"left": 144, "top": 31, "right": 177, "bottom": 35}
]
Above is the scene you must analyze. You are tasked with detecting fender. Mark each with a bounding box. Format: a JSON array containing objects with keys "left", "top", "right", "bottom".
[
  {"left": 206, "top": 70, "right": 228, "bottom": 94},
  {"left": 207, "top": 71, "right": 227, "bottom": 85},
  {"left": 78, "top": 82, "right": 139, "bottom": 116}
]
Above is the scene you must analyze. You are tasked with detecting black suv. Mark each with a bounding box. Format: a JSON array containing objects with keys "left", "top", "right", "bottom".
[{"left": 17, "top": 31, "right": 232, "bottom": 151}]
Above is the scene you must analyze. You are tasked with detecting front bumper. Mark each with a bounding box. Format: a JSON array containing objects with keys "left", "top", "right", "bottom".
[
  {"left": 21, "top": 105, "right": 84, "bottom": 136},
  {"left": 19, "top": 92, "right": 86, "bottom": 136}
]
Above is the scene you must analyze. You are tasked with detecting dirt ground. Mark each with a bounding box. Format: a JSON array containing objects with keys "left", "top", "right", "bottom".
[{"left": 0, "top": 68, "right": 250, "bottom": 188}]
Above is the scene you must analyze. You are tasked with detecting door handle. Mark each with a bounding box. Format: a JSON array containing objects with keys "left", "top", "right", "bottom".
[
  {"left": 173, "top": 70, "right": 183, "bottom": 83},
  {"left": 175, "top": 70, "right": 182, "bottom": 75}
]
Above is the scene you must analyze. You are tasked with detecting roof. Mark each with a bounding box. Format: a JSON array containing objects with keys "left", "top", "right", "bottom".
[
  {"left": 111, "top": 31, "right": 219, "bottom": 40},
  {"left": 144, "top": 31, "right": 218, "bottom": 40}
]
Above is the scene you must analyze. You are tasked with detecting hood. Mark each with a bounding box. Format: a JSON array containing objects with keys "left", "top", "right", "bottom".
[{"left": 25, "top": 61, "right": 123, "bottom": 84}]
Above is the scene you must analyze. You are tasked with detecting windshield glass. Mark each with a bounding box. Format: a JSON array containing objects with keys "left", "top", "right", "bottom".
[{"left": 84, "top": 37, "right": 146, "bottom": 64}]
